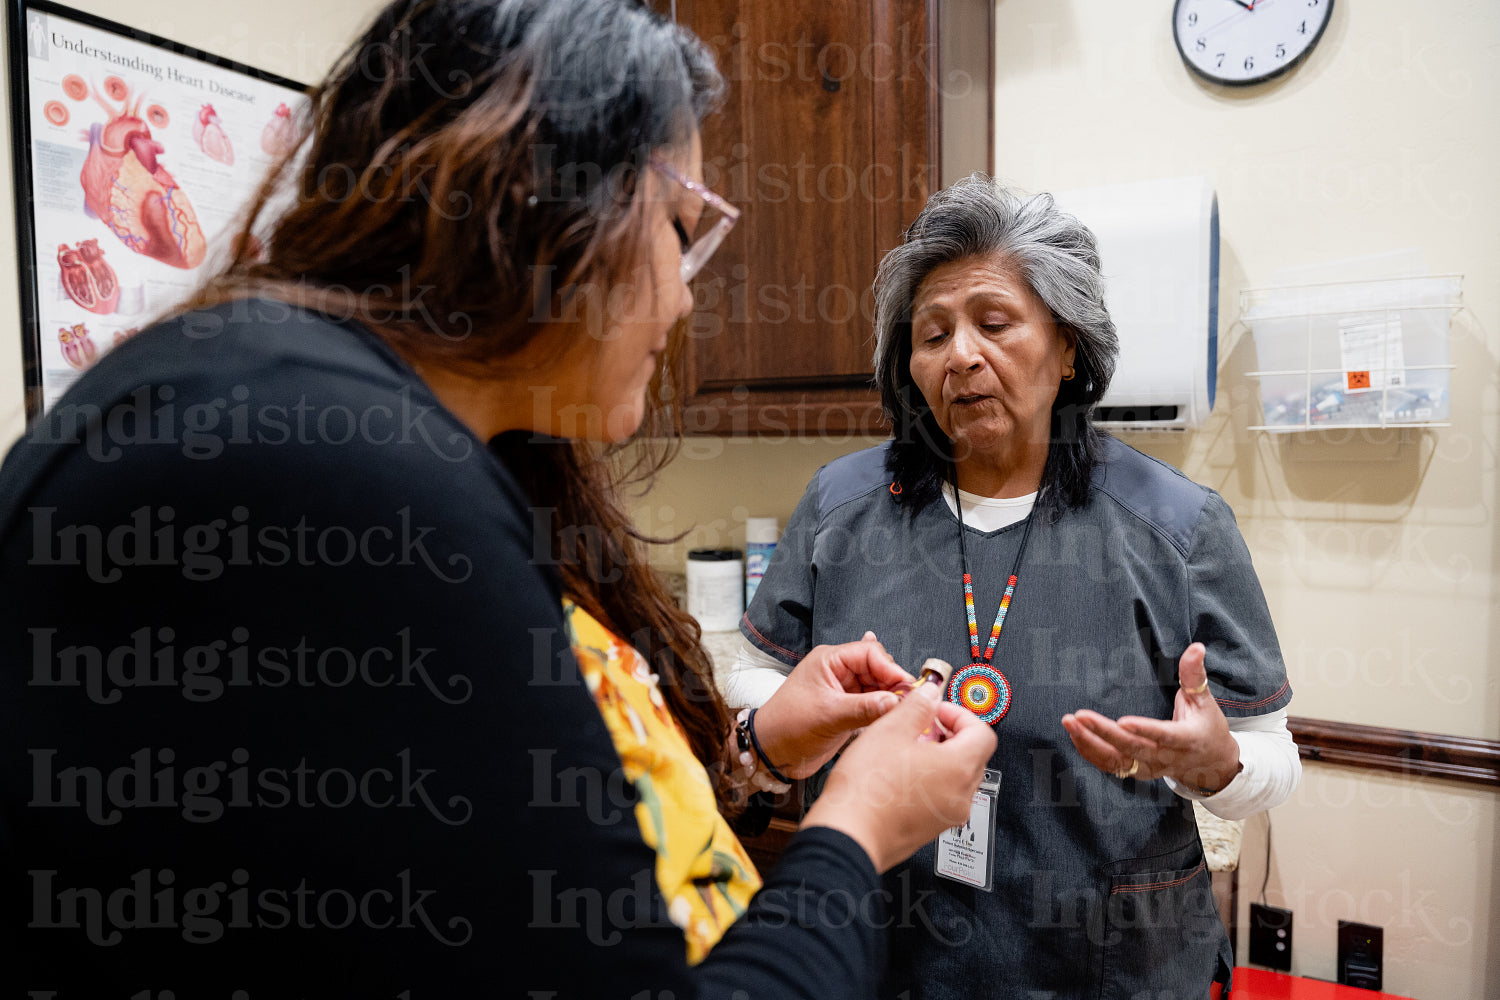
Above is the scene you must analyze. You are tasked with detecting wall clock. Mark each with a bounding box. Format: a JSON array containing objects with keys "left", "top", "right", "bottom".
[{"left": 1173, "top": 0, "right": 1334, "bottom": 86}]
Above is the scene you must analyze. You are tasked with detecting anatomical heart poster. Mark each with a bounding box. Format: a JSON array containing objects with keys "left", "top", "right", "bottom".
[{"left": 9, "top": 1, "right": 308, "bottom": 415}]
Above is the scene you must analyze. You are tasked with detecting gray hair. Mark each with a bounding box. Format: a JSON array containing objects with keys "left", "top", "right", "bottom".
[{"left": 873, "top": 174, "right": 1119, "bottom": 515}]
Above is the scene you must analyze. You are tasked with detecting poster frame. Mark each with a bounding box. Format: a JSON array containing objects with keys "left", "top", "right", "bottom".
[{"left": 5, "top": 0, "right": 307, "bottom": 420}]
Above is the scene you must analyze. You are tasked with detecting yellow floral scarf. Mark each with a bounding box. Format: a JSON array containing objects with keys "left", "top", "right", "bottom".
[{"left": 563, "top": 601, "right": 761, "bottom": 963}]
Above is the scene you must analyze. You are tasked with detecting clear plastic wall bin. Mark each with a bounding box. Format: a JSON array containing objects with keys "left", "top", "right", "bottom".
[{"left": 1240, "top": 275, "right": 1461, "bottom": 432}]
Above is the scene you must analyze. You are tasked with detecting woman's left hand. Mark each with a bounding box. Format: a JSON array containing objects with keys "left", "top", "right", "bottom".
[
  {"left": 749, "top": 631, "right": 913, "bottom": 779},
  {"left": 1060, "top": 642, "right": 1243, "bottom": 792}
]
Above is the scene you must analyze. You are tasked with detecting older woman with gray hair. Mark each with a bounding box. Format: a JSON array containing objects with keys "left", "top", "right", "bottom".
[{"left": 729, "top": 174, "right": 1300, "bottom": 999}]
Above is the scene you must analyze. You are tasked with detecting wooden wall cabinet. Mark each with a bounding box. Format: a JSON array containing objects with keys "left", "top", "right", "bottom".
[{"left": 668, "top": 1, "right": 940, "bottom": 436}]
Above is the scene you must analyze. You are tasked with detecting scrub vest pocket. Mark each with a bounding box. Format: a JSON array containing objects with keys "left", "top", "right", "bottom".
[{"left": 1098, "top": 858, "right": 1229, "bottom": 999}]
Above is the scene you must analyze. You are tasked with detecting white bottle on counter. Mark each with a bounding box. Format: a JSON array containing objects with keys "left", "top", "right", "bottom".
[
  {"left": 686, "top": 548, "right": 743, "bottom": 632},
  {"left": 743, "top": 517, "right": 779, "bottom": 609}
]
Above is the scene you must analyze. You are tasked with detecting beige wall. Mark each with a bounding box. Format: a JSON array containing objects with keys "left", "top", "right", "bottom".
[{"left": 629, "top": 1, "right": 1500, "bottom": 997}]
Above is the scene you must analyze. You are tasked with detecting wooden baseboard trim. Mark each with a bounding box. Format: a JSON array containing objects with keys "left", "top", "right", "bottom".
[{"left": 1287, "top": 716, "right": 1500, "bottom": 788}]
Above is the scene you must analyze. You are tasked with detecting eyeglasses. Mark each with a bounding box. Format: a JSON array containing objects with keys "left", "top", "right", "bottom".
[{"left": 649, "top": 156, "right": 740, "bottom": 282}]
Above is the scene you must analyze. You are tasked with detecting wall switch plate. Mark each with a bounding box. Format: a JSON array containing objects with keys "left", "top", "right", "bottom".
[
  {"left": 1248, "top": 903, "right": 1293, "bottom": 971},
  {"left": 1337, "top": 920, "right": 1383, "bottom": 991}
]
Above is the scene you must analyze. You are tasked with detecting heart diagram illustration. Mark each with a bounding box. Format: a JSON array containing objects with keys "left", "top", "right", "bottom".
[
  {"left": 261, "top": 102, "right": 297, "bottom": 158},
  {"left": 79, "top": 79, "right": 207, "bottom": 270},
  {"left": 57, "top": 239, "right": 120, "bottom": 314},
  {"left": 194, "top": 103, "right": 234, "bottom": 165},
  {"left": 58, "top": 323, "right": 97, "bottom": 370}
]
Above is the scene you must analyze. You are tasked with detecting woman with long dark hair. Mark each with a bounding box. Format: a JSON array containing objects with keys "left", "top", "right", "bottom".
[{"left": 0, "top": 2, "right": 995, "bottom": 995}]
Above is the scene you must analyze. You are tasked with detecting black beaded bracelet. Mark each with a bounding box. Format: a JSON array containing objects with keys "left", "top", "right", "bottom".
[{"left": 744, "top": 708, "right": 793, "bottom": 786}]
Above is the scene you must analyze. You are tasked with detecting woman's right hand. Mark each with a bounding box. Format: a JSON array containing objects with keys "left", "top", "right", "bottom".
[{"left": 800, "top": 684, "right": 996, "bottom": 873}]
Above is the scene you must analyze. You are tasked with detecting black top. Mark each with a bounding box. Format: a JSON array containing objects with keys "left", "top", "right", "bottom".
[{"left": 0, "top": 299, "right": 885, "bottom": 997}]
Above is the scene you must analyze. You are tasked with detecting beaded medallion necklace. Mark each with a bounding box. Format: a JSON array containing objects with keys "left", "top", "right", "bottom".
[{"left": 949, "top": 477, "right": 1036, "bottom": 725}]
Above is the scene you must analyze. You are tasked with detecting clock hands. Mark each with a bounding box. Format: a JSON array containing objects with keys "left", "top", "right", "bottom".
[
  {"left": 1199, "top": 9, "right": 1248, "bottom": 39},
  {"left": 1197, "top": 0, "right": 1276, "bottom": 40},
  {"left": 1177, "top": 0, "right": 1319, "bottom": 83}
]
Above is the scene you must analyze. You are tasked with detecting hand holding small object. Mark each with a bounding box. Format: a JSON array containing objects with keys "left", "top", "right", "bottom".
[
  {"left": 803, "top": 679, "right": 997, "bottom": 873},
  {"left": 750, "top": 631, "right": 911, "bottom": 778}
]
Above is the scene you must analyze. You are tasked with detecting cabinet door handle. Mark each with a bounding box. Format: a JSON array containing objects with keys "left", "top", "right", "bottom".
[{"left": 821, "top": 69, "right": 841, "bottom": 93}]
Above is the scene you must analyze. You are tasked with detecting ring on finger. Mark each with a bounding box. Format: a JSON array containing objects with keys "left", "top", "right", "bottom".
[
  {"left": 1111, "top": 758, "right": 1139, "bottom": 780},
  {"left": 1186, "top": 678, "right": 1210, "bottom": 695}
]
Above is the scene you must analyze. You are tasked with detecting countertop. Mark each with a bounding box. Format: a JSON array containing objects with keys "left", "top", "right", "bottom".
[{"left": 698, "top": 629, "right": 742, "bottom": 696}]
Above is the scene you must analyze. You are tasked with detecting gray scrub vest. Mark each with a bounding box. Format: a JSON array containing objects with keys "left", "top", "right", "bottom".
[{"left": 742, "top": 436, "right": 1292, "bottom": 1000}]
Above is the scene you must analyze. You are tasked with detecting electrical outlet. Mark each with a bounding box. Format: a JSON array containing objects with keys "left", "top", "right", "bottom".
[
  {"left": 1248, "top": 903, "right": 1293, "bottom": 971},
  {"left": 1337, "top": 920, "right": 1383, "bottom": 991}
]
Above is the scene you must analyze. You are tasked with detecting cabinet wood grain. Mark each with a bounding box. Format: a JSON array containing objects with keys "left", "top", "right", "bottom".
[{"left": 669, "top": 0, "right": 939, "bottom": 435}]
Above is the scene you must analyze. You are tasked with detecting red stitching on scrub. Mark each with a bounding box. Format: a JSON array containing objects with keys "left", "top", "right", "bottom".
[
  {"left": 741, "top": 613, "right": 804, "bottom": 663},
  {"left": 1110, "top": 861, "right": 1206, "bottom": 895},
  {"left": 1215, "top": 678, "right": 1290, "bottom": 710}
]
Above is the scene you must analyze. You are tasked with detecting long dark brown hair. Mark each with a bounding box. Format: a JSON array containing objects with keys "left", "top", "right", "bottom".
[{"left": 180, "top": 0, "right": 740, "bottom": 810}]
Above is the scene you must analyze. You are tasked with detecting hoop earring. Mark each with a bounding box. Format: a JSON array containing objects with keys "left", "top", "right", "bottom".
[{"left": 1062, "top": 365, "right": 1076, "bottom": 382}]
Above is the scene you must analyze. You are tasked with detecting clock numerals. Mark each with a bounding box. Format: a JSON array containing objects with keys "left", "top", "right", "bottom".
[{"left": 1173, "top": 0, "right": 1333, "bottom": 85}]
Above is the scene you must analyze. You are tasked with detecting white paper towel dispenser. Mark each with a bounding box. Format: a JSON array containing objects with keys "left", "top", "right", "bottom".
[{"left": 1049, "top": 176, "right": 1219, "bottom": 431}]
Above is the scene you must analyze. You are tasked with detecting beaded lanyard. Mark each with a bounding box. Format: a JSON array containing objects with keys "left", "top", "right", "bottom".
[{"left": 949, "top": 478, "right": 1035, "bottom": 725}]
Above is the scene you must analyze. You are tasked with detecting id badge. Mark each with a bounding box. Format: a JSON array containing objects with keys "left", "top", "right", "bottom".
[{"left": 934, "top": 768, "right": 1001, "bottom": 891}]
